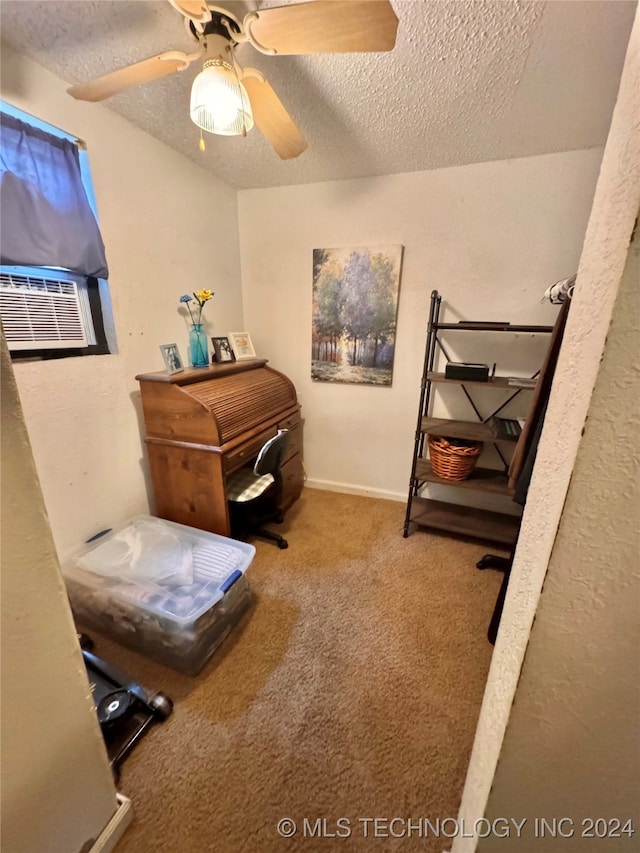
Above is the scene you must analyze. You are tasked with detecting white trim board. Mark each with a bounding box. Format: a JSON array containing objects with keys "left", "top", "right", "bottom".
[
  {"left": 304, "top": 479, "right": 406, "bottom": 503},
  {"left": 90, "top": 794, "right": 133, "bottom": 853}
]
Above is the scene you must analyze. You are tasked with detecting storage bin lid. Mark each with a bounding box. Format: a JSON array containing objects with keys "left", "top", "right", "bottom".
[{"left": 63, "top": 516, "right": 255, "bottom": 626}]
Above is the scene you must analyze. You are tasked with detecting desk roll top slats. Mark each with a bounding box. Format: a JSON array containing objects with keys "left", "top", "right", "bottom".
[
  {"left": 135, "top": 360, "right": 303, "bottom": 537},
  {"left": 187, "top": 369, "right": 297, "bottom": 443}
]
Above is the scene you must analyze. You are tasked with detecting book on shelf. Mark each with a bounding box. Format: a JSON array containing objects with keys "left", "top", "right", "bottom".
[
  {"left": 506, "top": 377, "right": 538, "bottom": 389},
  {"left": 488, "top": 417, "right": 522, "bottom": 441}
]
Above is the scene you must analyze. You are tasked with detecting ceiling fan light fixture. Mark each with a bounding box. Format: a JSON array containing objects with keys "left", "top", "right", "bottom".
[{"left": 190, "top": 59, "right": 253, "bottom": 136}]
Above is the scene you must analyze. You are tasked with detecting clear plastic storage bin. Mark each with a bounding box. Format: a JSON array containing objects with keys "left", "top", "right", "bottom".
[{"left": 62, "top": 516, "right": 255, "bottom": 675}]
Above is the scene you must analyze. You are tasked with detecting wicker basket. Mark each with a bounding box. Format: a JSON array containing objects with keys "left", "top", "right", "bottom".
[{"left": 428, "top": 435, "right": 483, "bottom": 481}]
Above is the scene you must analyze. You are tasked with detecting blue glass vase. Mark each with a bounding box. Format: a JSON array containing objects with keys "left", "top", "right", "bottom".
[{"left": 189, "top": 323, "right": 208, "bottom": 367}]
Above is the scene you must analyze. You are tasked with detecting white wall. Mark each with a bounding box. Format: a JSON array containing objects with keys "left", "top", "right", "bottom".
[
  {"left": 238, "top": 149, "right": 603, "bottom": 502},
  {"left": 1, "top": 335, "right": 120, "bottom": 853},
  {"left": 454, "top": 8, "right": 640, "bottom": 851},
  {"left": 481, "top": 213, "right": 639, "bottom": 852},
  {"left": 1, "top": 45, "right": 244, "bottom": 563}
]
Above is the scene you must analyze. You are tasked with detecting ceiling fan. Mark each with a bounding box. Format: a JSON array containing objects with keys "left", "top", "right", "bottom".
[{"left": 67, "top": 0, "right": 399, "bottom": 160}]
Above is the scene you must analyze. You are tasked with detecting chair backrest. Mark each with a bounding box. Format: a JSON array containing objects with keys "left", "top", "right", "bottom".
[{"left": 253, "top": 429, "right": 290, "bottom": 477}]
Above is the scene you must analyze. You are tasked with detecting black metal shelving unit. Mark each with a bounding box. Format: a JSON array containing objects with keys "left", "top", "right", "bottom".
[{"left": 403, "top": 290, "right": 553, "bottom": 545}]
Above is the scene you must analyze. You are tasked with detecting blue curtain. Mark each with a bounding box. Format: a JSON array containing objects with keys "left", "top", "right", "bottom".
[{"left": 0, "top": 113, "right": 109, "bottom": 279}]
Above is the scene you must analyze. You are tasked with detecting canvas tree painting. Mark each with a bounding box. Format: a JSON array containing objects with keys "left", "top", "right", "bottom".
[{"left": 312, "top": 245, "right": 404, "bottom": 385}]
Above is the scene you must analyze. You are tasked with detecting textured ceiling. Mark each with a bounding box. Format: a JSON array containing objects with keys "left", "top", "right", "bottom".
[{"left": 0, "top": 0, "right": 636, "bottom": 190}]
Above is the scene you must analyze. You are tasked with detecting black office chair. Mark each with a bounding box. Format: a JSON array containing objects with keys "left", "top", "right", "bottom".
[{"left": 227, "top": 429, "right": 291, "bottom": 549}]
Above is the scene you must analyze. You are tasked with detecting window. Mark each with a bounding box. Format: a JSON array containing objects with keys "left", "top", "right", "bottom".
[{"left": 0, "top": 102, "right": 116, "bottom": 359}]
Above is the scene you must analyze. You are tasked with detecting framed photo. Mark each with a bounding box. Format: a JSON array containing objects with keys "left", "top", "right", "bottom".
[
  {"left": 228, "top": 332, "right": 256, "bottom": 361},
  {"left": 211, "top": 336, "right": 235, "bottom": 363},
  {"left": 160, "top": 343, "right": 184, "bottom": 374}
]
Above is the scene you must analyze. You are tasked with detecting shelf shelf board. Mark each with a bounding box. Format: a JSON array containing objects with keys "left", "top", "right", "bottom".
[
  {"left": 433, "top": 322, "right": 553, "bottom": 333},
  {"left": 415, "top": 460, "right": 515, "bottom": 496},
  {"left": 421, "top": 417, "right": 521, "bottom": 443},
  {"left": 409, "top": 497, "right": 520, "bottom": 545},
  {"left": 426, "top": 372, "right": 537, "bottom": 390}
]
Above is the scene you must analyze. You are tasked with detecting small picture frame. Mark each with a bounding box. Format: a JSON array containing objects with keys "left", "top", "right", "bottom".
[
  {"left": 211, "top": 336, "right": 236, "bottom": 363},
  {"left": 228, "top": 332, "right": 256, "bottom": 361},
  {"left": 160, "top": 343, "right": 184, "bottom": 374}
]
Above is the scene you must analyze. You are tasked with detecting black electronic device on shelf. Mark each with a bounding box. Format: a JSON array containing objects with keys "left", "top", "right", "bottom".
[
  {"left": 79, "top": 634, "right": 173, "bottom": 781},
  {"left": 445, "top": 362, "right": 490, "bottom": 382}
]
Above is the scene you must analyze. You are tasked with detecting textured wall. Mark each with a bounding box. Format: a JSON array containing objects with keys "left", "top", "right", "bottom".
[
  {"left": 1, "top": 335, "right": 118, "bottom": 853},
  {"left": 480, "top": 214, "right": 639, "bottom": 853},
  {"left": 1, "top": 45, "right": 244, "bottom": 563},
  {"left": 238, "top": 149, "right": 603, "bottom": 502},
  {"left": 453, "top": 9, "right": 640, "bottom": 852}
]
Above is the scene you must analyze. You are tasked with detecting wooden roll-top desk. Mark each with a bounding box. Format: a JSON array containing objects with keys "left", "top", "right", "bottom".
[{"left": 135, "top": 359, "right": 303, "bottom": 537}]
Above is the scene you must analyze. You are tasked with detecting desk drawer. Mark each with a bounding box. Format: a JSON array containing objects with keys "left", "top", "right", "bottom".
[
  {"left": 278, "top": 411, "right": 301, "bottom": 431},
  {"left": 224, "top": 428, "right": 276, "bottom": 473},
  {"left": 282, "top": 424, "right": 302, "bottom": 464},
  {"left": 279, "top": 453, "right": 304, "bottom": 511}
]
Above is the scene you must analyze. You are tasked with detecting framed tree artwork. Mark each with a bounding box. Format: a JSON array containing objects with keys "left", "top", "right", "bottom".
[{"left": 312, "top": 245, "right": 404, "bottom": 385}]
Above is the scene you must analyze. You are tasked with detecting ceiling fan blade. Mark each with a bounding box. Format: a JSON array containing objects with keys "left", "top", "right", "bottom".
[
  {"left": 167, "top": 0, "right": 211, "bottom": 24},
  {"left": 67, "top": 51, "right": 200, "bottom": 102},
  {"left": 245, "top": 0, "right": 398, "bottom": 55},
  {"left": 242, "top": 70, "right": 308, "bottom": 160}
]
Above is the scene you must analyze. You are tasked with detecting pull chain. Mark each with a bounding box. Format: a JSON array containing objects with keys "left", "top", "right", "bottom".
[{"left": 198, "top": 38, "right": 208, "bottom": 152}]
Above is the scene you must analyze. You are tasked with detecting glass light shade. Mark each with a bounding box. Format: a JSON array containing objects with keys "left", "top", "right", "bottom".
[{"left": 190, "top": 60, "right": 254, "bottom": 136}]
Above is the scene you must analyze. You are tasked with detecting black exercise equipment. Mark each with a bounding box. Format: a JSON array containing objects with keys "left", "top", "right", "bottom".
[{"left": 80, "top": 634, "right": 173, "bottom": 781}]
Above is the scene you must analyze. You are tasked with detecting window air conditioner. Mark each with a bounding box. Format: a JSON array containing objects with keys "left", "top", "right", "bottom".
[{"left": 0, "top": 272, "right": 88, "bottom": 350}]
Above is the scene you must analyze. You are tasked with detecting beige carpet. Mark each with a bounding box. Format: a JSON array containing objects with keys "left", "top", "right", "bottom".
[{"left": 88, "top": 489, "right": 505, "bottom": 852}]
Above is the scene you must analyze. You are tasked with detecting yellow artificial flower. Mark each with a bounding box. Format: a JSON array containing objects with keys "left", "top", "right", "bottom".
[{"left": 179, "top": 289, "right": 215, "bottom": 326}]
